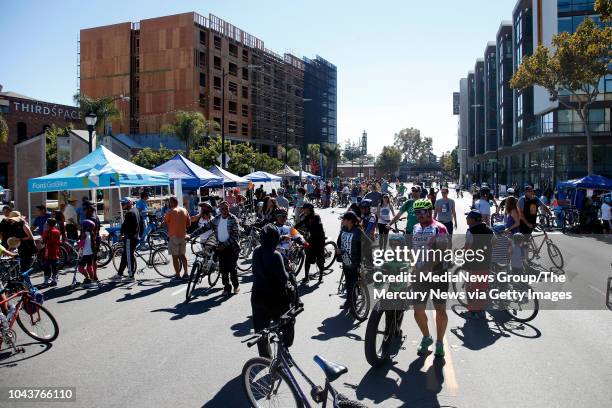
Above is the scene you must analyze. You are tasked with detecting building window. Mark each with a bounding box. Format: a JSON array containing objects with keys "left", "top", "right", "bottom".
[
  {"left": 214, "top": 36, "right": 221, "bottom": 50},
  {"left": 229, "top": 63, "right": 237, "bottom": 76},
  {"left": 242, "top": 105, "right": 248, "bottom": 117},
  {"left": 229, "top": 43, "right": 238, "bottom": 57},
  {"left": 214, "top": 56, "right": 221, "bottom": 70},
  {"left": 242, "top": 49, "right": 249, "bottom": 63},
  {"left": 200, "top": 30, "right": 206, "bottom": 44},
  {"left": 199, "top": 52, "right": 206, "bottom": 69},
  {"left": 242, "top": 86, "right": 249, "bottom": 98},
  {"left": 199, "top": 94, "right": 206, "bottom": 107},
  {"left": 242, "top": 67, "right": 249, "bottom": 80},
  {"left": 199, "top": 73, "right": 206, "bottom": 87},
  {"left": 214, "top": 76, "right": 221, "bottom": 91},
  {"left": 228, "top": 101, "right": 237, "bottom": 114},
  {"left": 229, "top": 121, "right": 237, "bottom": 134},
  {"left": 214, "top": 117, "right": 221, "bottom": 128},
  {"left": 17, "top": 122, "right": 27, "bottom": 143},
  {"left": 241, "top": 123, "right": 248, "bottom": 136},
  {"left": 228, "top": 82, "right": 237, "bottom": 95},
  {"left": 213, "top": 97, "right": 221, "bottom": 110}
]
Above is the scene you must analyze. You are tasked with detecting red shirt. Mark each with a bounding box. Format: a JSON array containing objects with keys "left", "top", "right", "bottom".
[{"left": 42, "top": 227, "right": 61, "bottom": 260}]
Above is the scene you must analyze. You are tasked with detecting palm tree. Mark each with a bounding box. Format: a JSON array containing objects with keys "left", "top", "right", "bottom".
[
  {"left": 73, "top": 93, "right": 121, "bottom": 136},
  {"left": 161, "top": 111, "right": 208, "bottom": 157},
  {"left": 0, "top": 114, "right": 8, "bottom": 144},
  {"left": 322, "top": 143, "right": 341, "bottom": 178}
]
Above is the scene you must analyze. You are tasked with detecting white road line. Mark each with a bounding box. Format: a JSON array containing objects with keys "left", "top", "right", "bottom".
[
  {"left": 588, "top": 285, "right": 605, "bottom": 296},
  {"left": 171, "top": 286, "right": 187, "bottom": 296}
]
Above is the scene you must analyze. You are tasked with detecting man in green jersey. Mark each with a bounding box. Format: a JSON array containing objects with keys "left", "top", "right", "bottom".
[{"left": 388, "top": 185, "right": 420, "bottom": 248}]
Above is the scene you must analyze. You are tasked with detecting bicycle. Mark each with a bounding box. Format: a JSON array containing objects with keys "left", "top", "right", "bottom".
[
  {"left": 237, "top": 225, "right": 262, "bottom": 273},
  {"left": 561, "top": 206, "right": 580, "bottom": 232},
  {"left": 185, "top": 236, "right": 221, "bottom": 302},
  {"left": 522, "top": 225, "right": 564, "bottom": 270},
  {"left": 242, "top": 307, "right": 367, "bottom": 408},
  {"left": 111, "top": 239, "right": 171, "bottom": 278},
  {"left": 0, "top": 269, "right": 59, "bottom": 354}
]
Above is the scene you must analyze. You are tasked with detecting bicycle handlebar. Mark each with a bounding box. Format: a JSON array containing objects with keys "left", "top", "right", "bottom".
[{"left": 244, "top": 306, "right": 304, "bottom": 348}]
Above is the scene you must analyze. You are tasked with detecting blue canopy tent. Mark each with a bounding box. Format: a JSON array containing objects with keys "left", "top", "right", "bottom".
[
  {"left": 244, "top": 171, "right": 282, "bottom": 182},
  {"left": 301, "top": 171, "right": 321, "bottom": 180},
  {"left": 152, "top": 154, "right": 223, "bottom": 189},
  {"left": 27, "top": 145, "right": 170, "bottom": 220},
  {"left": 556, "top": 174, "right": 612, "bottom": 208},
  {"left": 206, "top": 165, "right": 249, "bottom": 187}
]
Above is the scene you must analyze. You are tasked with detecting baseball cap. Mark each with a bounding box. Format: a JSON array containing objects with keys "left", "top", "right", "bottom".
[
  {"left": 465, "top": 210, "right": 482, "bottom": 221},
  {"left": 120, "top": 197, "right": 132, "bottom": 204},
  {"left": 524, "top": 185, "right": 534, "bottom": 191},
  {"left": 507, "top": 188, "right": 515, "bottom": 194}
]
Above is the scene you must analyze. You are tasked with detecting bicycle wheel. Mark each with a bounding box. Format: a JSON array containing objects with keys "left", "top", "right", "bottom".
[
  {"left": 112, "top": 243, "right": 125, "bottom": 271},
  {"left": 546, "top": 241, "right": 564, "bottom": 270},
  {"left": 151, "top": 247, "right": 173, "bottom": 278},
  {"left": 186, "top": 261, "right": 203, "bottom": 302},
  {"left": 190, "top": 239, "right": 201, "bottom": 256},
  {"left": 364, "top": 306, "right": 401, "bottom": 367},
  {"left": 207, "top": 261, "right": 221, "bottom": 287},
  {"left": 148, "top": 230, "right": 168, "bottom": 248},
  {"left": 239, "top": 237, "right": 255, "bottom": 259},
  {"left": 16, "top": 299, "right": 59, "bottom": 343},
  {"left": 350, "top": 281, "right": 370, "bottom": 322},
  {"left": 323, "top": 241, "right": 337, "bottom": 270},
  {"left": 237, "top": 258, "right": 253, "bottom": 273},
  {"left": 451, "top": 267, "right": 469, "bottom": 307},
  {"left": 57, "top": 246, "right": 69, "bottom": 270},
  {"left": 96, "top": 241, "right": 113, "bottom": 267},
  {"left": 505, "top": 290, "right": 539, "bottom": 322},
  {"left": 293, "top": 250, "right": 305, "bottom": 275},
  {"left": 242, "top": 357, "right": 303, "bottom": 408}
]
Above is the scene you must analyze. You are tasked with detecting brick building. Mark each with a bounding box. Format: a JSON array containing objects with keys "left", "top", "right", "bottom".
[
  {"left": 0, "top": 91, "right": 83, "bottom": 192},
  {"left": 79, "top": 12, "right": 336, "bottom": 156}
]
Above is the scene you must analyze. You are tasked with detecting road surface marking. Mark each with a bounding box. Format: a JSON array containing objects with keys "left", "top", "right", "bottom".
[
  {"left": 424, "top": 310, "right": 459, "bottom": 396},
  {"left": 171, "top": 286, "right": 187, "bottom": 296},
  {"left": 588, "top": 285, "right": 605, "bottom": 296}
]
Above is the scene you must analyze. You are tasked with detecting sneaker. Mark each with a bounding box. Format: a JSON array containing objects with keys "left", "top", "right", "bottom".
[
  {"left": 222, "top": 289, "right": 231, "bottom": 296},
  {"left": 49, "top": 280, "right": 58, "bottom": 287},
  {"left": 110, "top": 274, "right": 123, "bottom": 281},
  {"left": 125, "top": 275, "right": 135, "bottom": 282},
  {"left": 233, "top": 287, "right": 240, "bottom": 294},
  {"left": 301, "top": 277, "right": 309, "bottom": 284},
  {"left": 417, "top": 336, "right": 434, "bottom": 355},
  {"left": 83, "top": 278, "right": 92, "bottom": 285},
  {"left": 434, "top": 341, "right": 445, "bottom": 357}
]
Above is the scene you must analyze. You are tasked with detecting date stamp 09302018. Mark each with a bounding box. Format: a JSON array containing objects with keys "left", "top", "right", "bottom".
[{"left": 0, "top": 387, "right": 76, "bottom": 402}]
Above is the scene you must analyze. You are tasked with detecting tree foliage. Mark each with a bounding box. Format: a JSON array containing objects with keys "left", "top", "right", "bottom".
[
  {"left": 0, "top": 114, "right": 7, "bottom": 144},
  {"left": 44, "top": 125, "right": 73, "bottom": 175},
  {"left": 343, "top": 141, "right": 361, "bottom": 162},
  {"left": 132, "top": 146, "right": 184, "bottom": 169},
  {"left": 510, "top": 18, "right": 612, "bottom": 174},
  {"left": 393, "top": 127, "right": 434, "bottom": 163},
  {"left": 596, "top": 0, "right": 612, "bottom": 21},
  {"left": 375, "top": 146, "right": 402, "bottom": 177},
  {"left": 73, "top": 93, "right": 121, "bottom": 136},
  {"left": 161, "top": 111, "right": 217, "bottom": 157}
]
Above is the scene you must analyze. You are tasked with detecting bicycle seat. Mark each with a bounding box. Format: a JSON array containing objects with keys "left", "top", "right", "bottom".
[{"left": 313, "top": 355, "right": 347, "bottom": 383}]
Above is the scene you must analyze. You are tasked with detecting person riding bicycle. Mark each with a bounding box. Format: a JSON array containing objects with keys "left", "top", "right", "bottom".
[
  {"left": 336, "top": 211, "right": 362, "bottom": 309},
  {"left": 462, "top": 210, "right": 493, "bottom": 320},
  {"left": 294, "top": 203, "right": 326, "bottom": 284},
  {"left": 359, "top": 199, "right": 377, "bottom": 242},
  {"left": 251, "top": 223, "right": 298, "bottom": 358},
  {"left": 518, "top": 185, "right": 552, "bottom": 235},
  {"left": 388, "top": 189, "right": 419, "bottom": 248},
  {"left": 191, "top": 202, "right": 215, "bottom": 251},
  {"left": 411, "top": 198, "right": 449, "bottom": 357}
]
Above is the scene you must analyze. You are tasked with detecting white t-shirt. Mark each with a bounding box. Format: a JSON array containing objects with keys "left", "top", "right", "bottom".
[
  {"left": 602, "top": 202, "right": 611, "bottom": 221},
  {"left": 476, "top": 199, "right": 491, "bottom": 216},
  {"left": 217, "top": 217, "right": 229, "bottom": 243},
  {"left": 63, "top": 204, "right": 78, "bottom": 224},
  {"left": 82, "top": 232, "right": 93, "bottom": 256},
  {"left": 378, "top": 205, "right": 392, "bottom": 224},
  {"left": 198, "top": 217, "right": 214, "bottom": 244}
]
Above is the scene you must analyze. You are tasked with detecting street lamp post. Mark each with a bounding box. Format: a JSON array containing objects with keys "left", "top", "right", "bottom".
[
  {"left": 221, "top": 64, "right": 261, "bottom": 169},
  {"left": 84, "top": 112, "right": 98, "bottom": 153}
]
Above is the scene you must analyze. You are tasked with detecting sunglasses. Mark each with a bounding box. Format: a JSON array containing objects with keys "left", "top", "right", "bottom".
[{"left": 415, "top": 209, "right": 430, "bottom": 215}]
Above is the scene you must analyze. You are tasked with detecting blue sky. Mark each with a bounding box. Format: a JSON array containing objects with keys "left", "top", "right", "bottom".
[{"left": 0, "top": 0, "right": 516, "bottom": 156}]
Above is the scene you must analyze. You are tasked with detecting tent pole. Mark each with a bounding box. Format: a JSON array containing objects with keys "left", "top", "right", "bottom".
[
  {"left": 27, "top": 193, "right": 31, "bottom": 225},
  {"left": 118, "top": 188, "right": 124, "bottom": 222}
]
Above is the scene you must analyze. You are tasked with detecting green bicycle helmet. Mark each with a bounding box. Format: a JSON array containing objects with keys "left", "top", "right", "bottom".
[{"left": 413, "top": 198, "right": 433, "bottom": 210}]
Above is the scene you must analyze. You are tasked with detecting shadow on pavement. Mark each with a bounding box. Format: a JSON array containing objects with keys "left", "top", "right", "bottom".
[
  {"left": 354, "top": 355, "right": 446, "bottom": 407},
  {"left": 151, "top": 288, "right": 228, "bottom": 320},
  {"left": 0, "top": 342, "right": 53, "bottom": 367},
  {"left": 230, "top": 316, "right": 253, "bottom": 337},
  {"left": 201, "top": 374, "right": 248, "bottom": 407},
  {"left": 115, "top": 279, "right": 183, "bottom": 302},
  {"left": 311, "top": 310, "right": 363, "bottom": 342}
]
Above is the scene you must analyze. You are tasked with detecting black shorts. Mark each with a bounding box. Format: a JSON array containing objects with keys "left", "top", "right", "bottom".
[{"left": 412, "top": 268, "right": 449, "bottom": 306}]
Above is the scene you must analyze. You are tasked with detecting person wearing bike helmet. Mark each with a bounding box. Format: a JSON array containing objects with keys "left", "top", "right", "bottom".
[
  {"left": 294, "top": 203, "right": 326, "bottom": 283},
  {"left": 359, "top": 199, "right": 377, "bottom": 241},
  {"left": 336, "top": 211, "right": 362, "bottom": 309},
  {"left": 411, "top": 198, "right": 449, "bottom": 357},
  {"left": 251, "top": 223, "right": 297, "bottom": 357}
]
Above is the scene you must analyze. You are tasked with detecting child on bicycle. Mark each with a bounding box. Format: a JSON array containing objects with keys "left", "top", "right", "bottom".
[
  {"left": 41, "top": 218, "right": 62, "bottom": 287},
  {"left": 336, "top": 211, "right": 362, "bottom": 309},
  {"left": 77, "top": 219, "right": 98, "bottom": 287}
]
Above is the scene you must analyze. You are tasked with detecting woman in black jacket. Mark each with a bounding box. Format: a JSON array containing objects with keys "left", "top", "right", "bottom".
[{"left": 251, "top": 224, "right": 296, "bottom": 357}]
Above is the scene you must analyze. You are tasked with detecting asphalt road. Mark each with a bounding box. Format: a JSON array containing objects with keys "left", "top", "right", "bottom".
[{"left": 1, "top": 191, "right": 611, "bottom": 408}]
